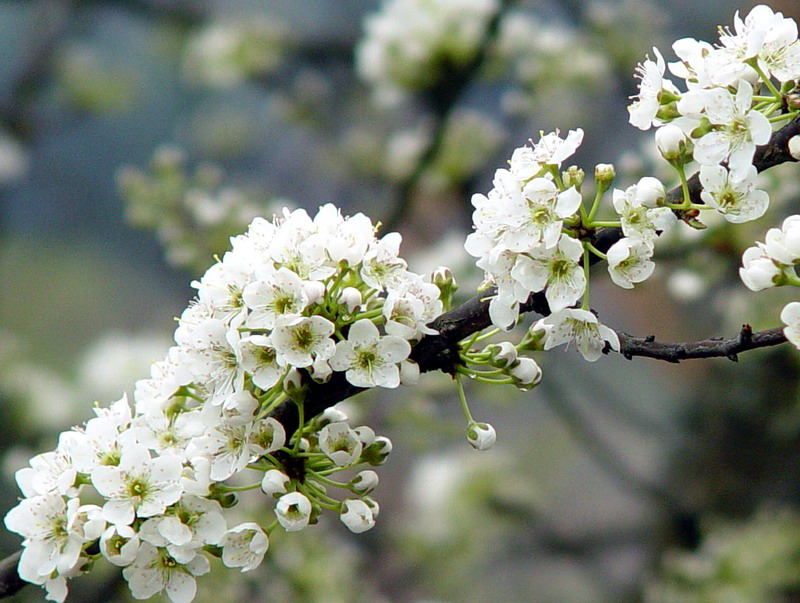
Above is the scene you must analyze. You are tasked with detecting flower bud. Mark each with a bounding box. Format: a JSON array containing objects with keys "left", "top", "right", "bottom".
[
  {"left": 340, "top": 498, "right": 377, "bottom": 533},
  {"left": 466, "top": 422, "right": 496, "bottom": 451},
  {"left": 739, "top": 246, "right": 784, "bottom": 291},
  {"left": 594, "top": 163, "right": 616, "bottom": 185},
  {"left": 508, "top": 357, "right": 542, "bottom": 388},
  {"left": 318, "top": 407, "right": 349, "bottom": 427},
  {"left": 354, "top": 425, "right": 376, "bottom": 447},
  {"left": 432, "top": 266, "right": 457, "bottom": 310},
  {"left": 362, "top": 435, "right": 392, "bottom": 465},
  {"left": 275, "top": 492, "right": 312, "bottom": 532},
  {"left": 303, "top": 280, "right": 326, "bottom": 305},
  {"left": 488, "top": 341, "right": 517, "bottom": 368},
  {"left": 562, "top": 165, "right": 585, "bottom": 189},
  {"left": 636, "top": 176, "right": 666, "bottom": 208},
  {"left": 655, "top": 124, "right": 688, "bottom": 161},
  {"left": 349, "top": 470, "right": 379, "bottom": 494},
  {"left": 338, "top": 287, "right": 363, "bottom": 314},
  {"left": 309, "top": 357, "right": 332, "bottom": 383},
  {"left": 261, "top": 470, "right": 290, "bottom": 497}
]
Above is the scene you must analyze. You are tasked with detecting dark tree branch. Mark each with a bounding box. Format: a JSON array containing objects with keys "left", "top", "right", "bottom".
[
  {"left": 0, "top": 551, "right": 23, "bottom": 598},
  {"left": 618, "top": 326, "right": 787, "bottom": 363}
]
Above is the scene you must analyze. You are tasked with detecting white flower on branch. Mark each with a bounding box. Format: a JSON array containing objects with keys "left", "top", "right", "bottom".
[
  {"left": 91, "top": 444, "right": 183, "bottom": 526},
  {"left": 692, "top": 80, "right": 772, "bottom": 175},
  {"left": 510, "top": 234, "right": 586, "bottom": 313},
  {"left": 122, "top": 542, "right": 209, "bottom": 603},
  {"left": 606, "top": 237, "right": 656, "bottom": 289},
  {"left": 318, "top": 422, "right": 363, "bottom": 466},
  {"left": 275, "top": 492, "right": 312, "bottom": 532},
  {"left": 533, "top": 308, "right": 620, "bottom": 362},
  {"left": 340, "top": 498, "right": 377, "bottom": 533},
  {"left": 509, "top": 128, "right": 584, "bottom": 177},
  {"left": 220, "top": 523, "right": 269, "bottom": 572},
  {"left": 628, "top": 48, "right": 679, "bottom": 131},
  {"left": 330, "top": 319, "right": 411, "bottom": 388},
  {"left": 699, "top": 163, "right": 769, "bottom": 223}
]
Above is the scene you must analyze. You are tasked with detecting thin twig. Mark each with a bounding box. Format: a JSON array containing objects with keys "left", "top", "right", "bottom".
[{"left": 617, "top": 326, "right": 787, "bottom": 363}]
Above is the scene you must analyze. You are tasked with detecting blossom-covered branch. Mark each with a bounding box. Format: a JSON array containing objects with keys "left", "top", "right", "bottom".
[{"left": 7, "top": 5, "right": 800, "bottom": 603}]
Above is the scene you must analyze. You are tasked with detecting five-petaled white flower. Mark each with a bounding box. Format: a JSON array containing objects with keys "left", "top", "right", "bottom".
[
  {"left": 271, "top": 315, "right": 335, "bottom": 368},
  {"left": 606, "top": 238, "right": 656, "bottom": 289},
  {"left": 509, "top": 128, "right": 584, "bottom": 179},
  {"left": 219, "top": 523, "right": 269, "bottom": 572},
  {"left": 330, "top": 319, "right": 411, "bottom": 388},
  {"left": 510, "top": 234, "right": 586, "bottom": 312},
  {"left": 532, "top": 308, "right": 621, "bottom": 362},
  {"left": 122, "top": 543, "right": 209, "bottom": 603},
  {"left": 692, "top": 80, "right": 772, "bottom": 175},
  {"left": 317, "top": 422, "right": 364, "bottom": 466},
  {"left": 91, "top": 444, "right": 183, "bottom": 526},
  {"left": 700, "top": 164, "right": 769, "bottom": 223}
]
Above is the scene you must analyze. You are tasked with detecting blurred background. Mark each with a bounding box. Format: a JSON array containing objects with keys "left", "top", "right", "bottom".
[{"left": 2, "top": 0, "right": 800, "bottom": 601}]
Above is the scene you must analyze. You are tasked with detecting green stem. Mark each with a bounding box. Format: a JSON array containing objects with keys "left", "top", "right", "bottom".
[
  {"left": 585, "top": 186, "right": 605, "bottom": 225},
  {"left": 749, "top": 60, "right": 782, "bottom": 101},
  {"left": 292, "top": 399, "right": 305, "bottom": 453},
  {"left": 677, "top": 162, "right": 691, "bottom": 209},
  {"left": 581, "top": 246, "right": 591, "bottom": 311},
  {"left": 584, "top": 241, "right": 607, "bottom": 260},
  {"left": 455, "top": 373, "right": 474, "bottom": 424},
  {"left": 216, "top": 482, "right": 261, "bottom": 493}
]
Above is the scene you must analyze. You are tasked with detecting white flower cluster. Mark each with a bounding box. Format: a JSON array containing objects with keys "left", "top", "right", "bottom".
[
  {"left": 464, "top": 128, "right": 675, "bottom": 361},
  {"left": 739, "top": 215, "right": 800, "bottom": 351},
  {"left": 356, "top": 0, "right": 499, "bottom": 105},
  {"left": 628, "top": 4, "right": 800, "bottom": 223},
  {"left": 4, "top": 204, "right": 444, "bottom": 602}
]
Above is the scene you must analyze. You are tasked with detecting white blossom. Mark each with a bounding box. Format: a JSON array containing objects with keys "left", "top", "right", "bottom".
[
  {"left": 340, "top": 499, "right": 377, "bottom": 533},
  {"left": 275, "top": 492, "right": 312, "bottom": 532},
  {"left": 241, "top": 266, "right": 309, "bottom": 329},
  {"left": 739, "top": 244, "right": 784, "bottom": 290},
  {"left": 532, "top": 308, "right": 620, "bottom": 362},
  {"left": 692, "top": 80, "right": 772, "bottom": 175},
  {"left": 628, "top": 48, "right": 678, "bottom": 130},
  {"left": 612, "top": 184, "right": 675, "bottom": 244},
  {"left": 260, "top": 469, "right": 290, "bottom": 497},
  {"left": 606, "top": 238, "right": 656, "bottom": 289},
  {"left": 5, "top": 496, "right": 98, "bottom": 587},
  {"left": 699, "top": 164, "right": 769, "bottom": 223},
  {"left": 91, "top": 444, "right": 183, "bottom": 526},
  {"left": 330, "top": 319, "right": 411, "bottom": 388},
  {"left": 219, "top": 523, "right": 269, "bottom": 572},
  {"left": 318, "top": 422, "right": 363, "bottom": 466},
  {"left": 510, "top": 234, "right": 586, "bottom": 313},
  {"left": 122, "top": 543, "right": 209, "bottom": 603},
  {"left": 271, "top": 315, "right": 335, "bottom": 368}
]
